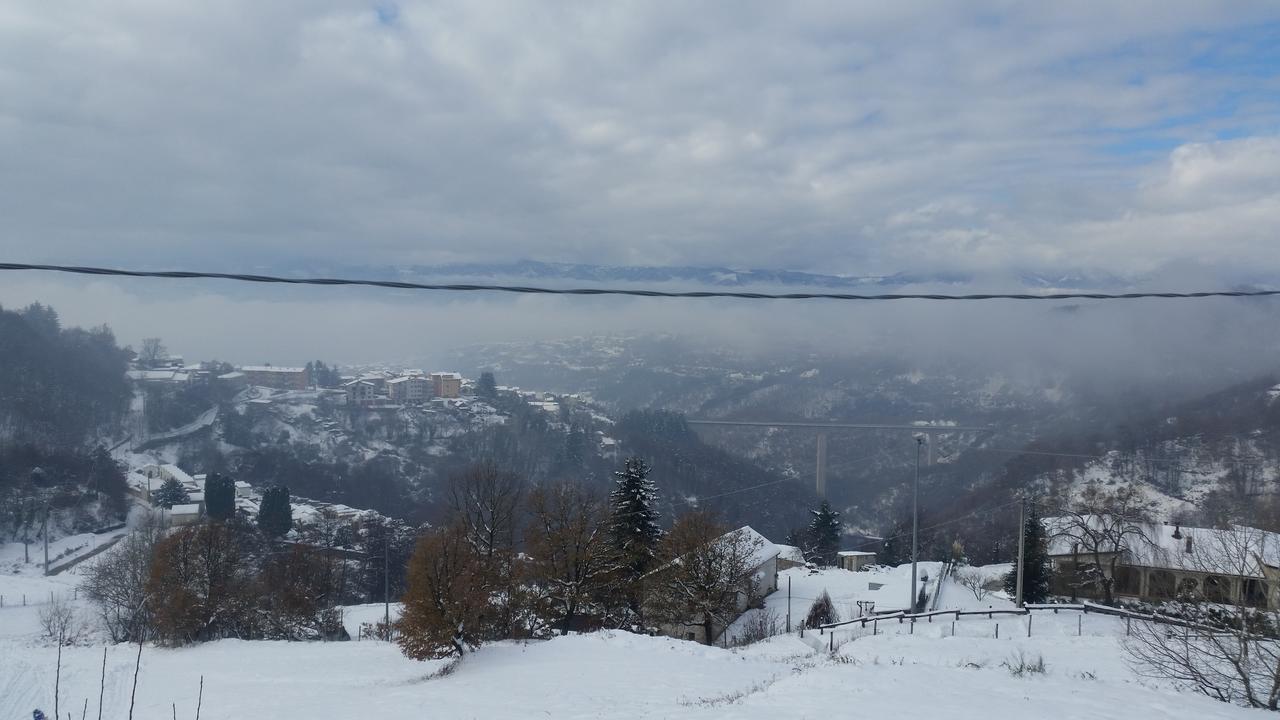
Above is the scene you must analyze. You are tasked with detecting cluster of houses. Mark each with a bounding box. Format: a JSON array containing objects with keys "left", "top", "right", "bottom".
[
  {"left": 126, "top": 463, "right": 253, "bottom": 526},
  {"left": 125, "top": 462, "right": 373, "bottom": 529},
  {"left": 123, "top": 350, "right": 475, "bottom": 405},
  {"left": 343, "top": 371, "right": 464, "bottom": 407}
]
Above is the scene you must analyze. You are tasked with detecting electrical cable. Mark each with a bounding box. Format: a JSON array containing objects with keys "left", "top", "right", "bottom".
[{"left": 3, "top": 262, "right": 1279, "bottom": 302}]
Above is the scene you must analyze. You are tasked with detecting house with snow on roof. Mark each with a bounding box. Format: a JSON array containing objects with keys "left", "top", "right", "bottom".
[
  {"left": 240, "top": 365, "right": 310, "bottom": 390},
  {"left": 649, "top": 526, "right": 780, "bottom": 644},
  {"left": 1046, "top": 516, "right": 1280, "bottom": 608}
]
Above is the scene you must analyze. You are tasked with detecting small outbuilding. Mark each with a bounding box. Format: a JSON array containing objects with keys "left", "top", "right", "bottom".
[{"left": 837, "top": 550, "right": 877, "bottom": 572}]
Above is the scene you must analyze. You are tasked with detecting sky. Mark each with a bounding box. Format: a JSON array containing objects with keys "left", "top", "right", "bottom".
[{"left": 1, "top": 2, "right": 1279, "bottom": 365}]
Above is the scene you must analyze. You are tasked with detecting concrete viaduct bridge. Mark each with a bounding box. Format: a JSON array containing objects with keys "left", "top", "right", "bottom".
[{"left": 685, "top": 419, "right": 992, "bottom": 498}]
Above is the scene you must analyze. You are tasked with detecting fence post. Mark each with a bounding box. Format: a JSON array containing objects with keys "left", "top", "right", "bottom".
[
  {"left": 22, "top": 594, "right": 26, "bottom": 606},
  {"left": 951, "top": 620, "right": 955, "bottom": 637},
  {"left": 910, "top": 619, "right": 914, "bottom": 635},
  {"left": 1027, "top": 614, "right": 1032, "bottom": 638},
  {"left": 830, "top": 632, "right": 834, "bottom": 652},
  {"left": 873, "top": 619, "right": 878, "bottom": 636},
  {"left": 1126, "top": 617, "right": 1130, "bottom": 636},
  {"left": 995, "top": 623, "right": 999, "bottom": 639},
  {"left": 1077, "top": 615, "right": 1082, "bottom": 636}
]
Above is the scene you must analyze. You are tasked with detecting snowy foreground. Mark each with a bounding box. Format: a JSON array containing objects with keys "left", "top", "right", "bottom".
[{"left": 0, "top": 563, "right": 1260, "bottom": 719}]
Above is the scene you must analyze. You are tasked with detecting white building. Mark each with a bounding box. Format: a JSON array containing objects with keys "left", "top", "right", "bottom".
[{"left": 387, "top": 375, "right": 430, "bottom": 403}]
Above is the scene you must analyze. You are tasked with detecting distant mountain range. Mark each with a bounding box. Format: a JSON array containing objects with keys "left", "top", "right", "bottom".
[{"left": 324, "top": 260, "right": 1138, "bottom": 291}]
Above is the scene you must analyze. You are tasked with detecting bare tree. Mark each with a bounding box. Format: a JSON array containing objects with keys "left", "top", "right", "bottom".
[
  {"left": 1051, "top": 483, "right": 1157, "bottom": 604},
  {"left": 39, "top": 595, "right": 88, "bottom": 646},
  {"left": 447, "top": 462, "right": 523, "bottom": 638},
  {"left": 647, "top": 512, "right": 763, "bottom": 645},
  {"left": 1126, "top": 526, "right": 1280, "bottom": 710},
  {"left": 954, "top": 567, "right": 991, "bottom": 601},
  {"left": 448, "top": 463, "right": 521, "bottom": 573},
  {"left": 81, "top": 512, "right": 162, "bottom": 642},
  {"left": 526, "top": 481, "right": 615, "bottom": 635},
  {"left": 138, "top": 337, "right": 167, "bottom": 368}
]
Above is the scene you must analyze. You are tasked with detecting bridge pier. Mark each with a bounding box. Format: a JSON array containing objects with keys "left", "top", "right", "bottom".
[{"left": 815, "top": 432, "right": 828, "bottom": 498}]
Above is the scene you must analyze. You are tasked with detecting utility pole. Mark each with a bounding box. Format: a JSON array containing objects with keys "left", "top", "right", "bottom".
[
  {"left": 43, "top": 504, "right": 50, "bottom": 576},
  {"left": 815, "top": 432, "right": 828, "bottom": 498},
  {"left": 910, "top": 435, "right": 923, "bottom": 613},
  {"left": 1014, "top": 496, "right": 1026, "bottom": 607},
  {"left": 383, "top": 535, "right": 391, "bottom": 639},
  {"left": 786, "top": 576, "right": 792, "bottom": 632}
]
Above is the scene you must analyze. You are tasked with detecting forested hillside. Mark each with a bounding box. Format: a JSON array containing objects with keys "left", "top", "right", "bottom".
[
  {"left": 0, "top": 303, "right": 131, "bottom": 447},
  {"left": 0, "top": 303, "right": 133, "bottom": 541}
]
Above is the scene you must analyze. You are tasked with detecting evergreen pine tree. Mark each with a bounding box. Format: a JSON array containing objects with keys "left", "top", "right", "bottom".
[
  {"left": 804, "top": 590, "right": 839, "bottom": 629},
  {"left": 476, "top": 371, "right": 498, "bottom": 398},
  {"left": 258, "top": 485, "right": 293, "bottom": 537},
  {"left": 205, "top": 472, "right": 236, "bottom": 521},
  {"left": 1004, "top": 503, "right": 1053, "bottom": 603},
  {"left": 151, "top": 477, "right": 190, "bottom": 509},
  {"left": 608, "top": 456, "right": 661, "bottom": 576},
  {"left": 879, "top": 517, "right": 910, "bottom": 567},
  {"left": 808, "top": 501, "right": 842, "bottom": 566}
]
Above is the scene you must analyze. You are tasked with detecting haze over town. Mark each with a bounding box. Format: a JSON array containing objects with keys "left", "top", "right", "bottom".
[{"left": 4, "top": 3, "right": 1280, "bottom": 719}]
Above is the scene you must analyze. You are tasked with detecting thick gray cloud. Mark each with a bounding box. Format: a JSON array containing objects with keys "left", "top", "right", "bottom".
[{"left": 2, "top": 1, "right": 1279, "bottom": 276}]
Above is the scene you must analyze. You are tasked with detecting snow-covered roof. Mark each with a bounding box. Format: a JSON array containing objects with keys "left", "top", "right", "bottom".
[
  {"left": 234, "top": 481, "right": 252, "bottom": 488},
  {"left": 126, "top": 369, "right": 188, "bottom": 382},
  {"left": 431, "top": 372, "right": 463, "bottom": 379},
  {"left": 838, "top": 550, "right": 877, "bottom": 557},
  {"left": 218, "top": 371, "right": 245, "bottom": 379},
  {"left": 241, "top": 366, "right": 306, "bottom": 373},
  {"left": 1045, "top": 515, "right": 1280, "bottom": 578},
  {"left": 385, "top": 376, "right": 411, "bottom": 385},
  {"left": 724, "top": 526, "right": 780, "bottom": 569},
  {"left": 161, "top": 464, "right": 195, "bottom": 486},
  {"left": 775, "top": 544, "right": 806, "bottom": 563},
  {"left": 170, "top": 503, "right": 201, "bottom": 515}
]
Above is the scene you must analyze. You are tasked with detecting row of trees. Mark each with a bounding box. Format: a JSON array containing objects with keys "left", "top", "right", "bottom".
[
  {"left": 397, "top": 457, "right": 767, "bottom": 658},
  {"left": 83, "top": 505, "right": 346, "bottom": 645}
]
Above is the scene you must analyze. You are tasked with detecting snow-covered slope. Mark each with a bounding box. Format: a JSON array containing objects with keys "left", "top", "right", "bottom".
[{"left": 0, "top": 564, "right": 1260, "bottom": 720}]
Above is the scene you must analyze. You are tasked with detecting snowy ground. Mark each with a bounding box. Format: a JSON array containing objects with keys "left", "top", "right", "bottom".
[
  {"left": 0, "top": 529, "right": 128, "bottom": 578},
  {"left": 0, "top": 563, "right": 1262, "bottom": 720}
]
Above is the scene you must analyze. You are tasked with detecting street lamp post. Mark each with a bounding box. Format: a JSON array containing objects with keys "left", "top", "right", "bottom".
[{"left": 910, "top": 435, "right": 924, "bottom": 613}]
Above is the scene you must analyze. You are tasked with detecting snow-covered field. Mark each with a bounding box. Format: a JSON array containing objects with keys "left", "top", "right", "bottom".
[{"left": 0, "top": 561, "right": 1260, "bottom": 720}]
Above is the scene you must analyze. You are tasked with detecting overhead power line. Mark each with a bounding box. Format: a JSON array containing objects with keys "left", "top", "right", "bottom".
[{"left": 3, "top": 262, "right": 1279, "bottom": 302}]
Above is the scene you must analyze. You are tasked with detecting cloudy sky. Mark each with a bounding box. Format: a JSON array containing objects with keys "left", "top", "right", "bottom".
[{"left": 1, "top": 3, "right": 1279, "bottom": 364}]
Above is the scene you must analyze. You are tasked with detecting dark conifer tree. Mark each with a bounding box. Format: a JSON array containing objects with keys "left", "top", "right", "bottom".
[
  {"left": 1004, "top": 503, "right": 1054, "bottom": 603},
  {"left": 205, "top": 473, "right": 236, "bottom": 521},
  {"left": 879, "top": 517, "right": 911, "bottom": 567},
  {"left": 152, "top": 477, "right": 190, "bottom": 509},
  {"left": 608, "top": 456, "right": 661, "bottom": 576},
  {"left": 258, "top": 485, "right": 293, "bottom": 537},
  {"left": 808, "top": 501, "right": 842, "bottom": 566},
  {"left": 476, "top": 372, "right": 498, "bottom": 398}
]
